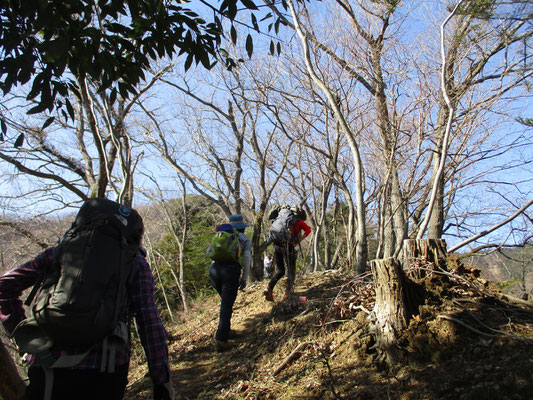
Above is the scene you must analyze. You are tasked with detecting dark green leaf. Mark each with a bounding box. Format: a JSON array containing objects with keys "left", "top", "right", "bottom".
[
  {"left": 226, "top": 57, "right": 236, "bottom": 71},
  {"left": 118, "top": 81, "right": 129, "bottom": 98},
  {"left": 68, "top": 82, "right": 81, "bottom": 101},
  {"left": 277, "top": 42, "right": 281, "bottom": 55},
  {"left": 251, "top": 14, "right": 259, "bottom": 31},
  {"left": 1, "top": 118, "right": 6, "bottom": 134},
  {"left": 28, "top": 102, "right": 48, "bottom": 115},
  {"left": 65, "top": 98, "right": 75, "bottom": 121},
  {"left": 14, "top": 133, "right": 24, "bottom": 148},
  {"left": 270, "top": 41, "right": 275, "bottom": 55},
  {"left": 260, "top": 13, "right": 273, "bottom": 22},
  {"left": 240, "top": 0, "right": 258, "bottom": 10},
  {"left": 219, "top": 0, "right": 230, "bottom": 13},
  {"left": 228, "top": 2, "right": 238, "bottom": 20},
  {"left": 184, "top": 54, "right": 194, "bottom": 71},
  {"left": 43, "top": 37, "right": 70, "bottom": 62},
  {"left": 198, "top": 49, "right": 211, "bottom": 69},
  {"left": 245, "top": 34, "right": 253, "bottom": 59},
  {"left": 231, "top": 25, "right": 237, "bottom": 44},
  {"left": 42, "top": 116, "right": 55, "bottom": 129}
]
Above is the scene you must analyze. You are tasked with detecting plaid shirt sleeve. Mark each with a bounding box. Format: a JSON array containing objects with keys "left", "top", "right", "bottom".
[
  {"left": 0, "top": 247, "right": 54, "bottom": 336},
  {"left": 129, "top": 253, "right": 171, "bottom": 385}
]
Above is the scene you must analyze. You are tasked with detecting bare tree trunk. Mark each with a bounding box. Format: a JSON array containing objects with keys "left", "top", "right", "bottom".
[
  {"left": 339, "top": 184, "right": 357, "bottom": 272},
  {"left": 323, "top": 213, "right": 332, "bottom": 269},
  {"left": 373, "top": 73, "right": 406, "bottom": 258},
  {"left": 288, "top": 0, "right": 368, "bottom": 275},
  {"left": 177, "top": 178, "right": 189, "bottom": 313},
  {"left": 330, "top": 241, "right": 344, "bottom": 270},
  {"left": 150, "top": 253, "right": 174, "bottom": 322},
  {"left": 0, "top": 339, "right": 25, "bottom": 400},
  {"left": 381, "top": 188, "right": 395, "bottom": 257},
  {"left": 250, "top": 211, "right": 266, "bottom": 281}
]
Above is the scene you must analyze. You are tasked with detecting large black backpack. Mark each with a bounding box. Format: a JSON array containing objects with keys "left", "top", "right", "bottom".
[
  {"left": 268, "top": 207, "right": 298, "bottom": 246},
  {"left": 14, "top": 198, "right": 144, "bottom": 353}
]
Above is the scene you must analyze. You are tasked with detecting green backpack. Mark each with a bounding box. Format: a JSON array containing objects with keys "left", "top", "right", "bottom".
[{"left": 208, "top": 224, "right": 242, "bottom": 263}]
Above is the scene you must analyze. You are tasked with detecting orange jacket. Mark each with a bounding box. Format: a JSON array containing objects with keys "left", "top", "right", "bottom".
[{"left": 290, "top": 220, "right": 311, "bottom": 245}]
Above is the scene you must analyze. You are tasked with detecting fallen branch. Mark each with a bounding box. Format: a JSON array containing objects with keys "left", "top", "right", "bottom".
[
  {"left": 272, "top": 341, "right": 314, "bottom": 376},
  {"left": 320, "top": 319, "right": 351, "bottom": 326},
  {"left": 492, "top": 292, "right": 533, "bottom": 309},
  {"left": 438, "top": 314, "right": 533, "bottom": 342},
  {"left": 352, "top": 305, "right": 371, "bottom": 315},
  {"left": 438, "top": 314, "right": 497, "bottom": 338}
]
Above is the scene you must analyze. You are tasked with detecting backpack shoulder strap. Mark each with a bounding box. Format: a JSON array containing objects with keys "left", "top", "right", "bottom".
[{"left": 24, "top": 248, "right": 59, "bottom": 307}]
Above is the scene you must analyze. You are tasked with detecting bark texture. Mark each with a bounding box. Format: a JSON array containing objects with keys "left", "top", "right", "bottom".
[
  {"left": 369, "top": 239, "right": 447, "bottom": 366},
  {"left": 403, "top": 239, "right": 448, "bottom": 281},
  {"left": 369, "top": 257, "right": 410, "bottom": 366}
]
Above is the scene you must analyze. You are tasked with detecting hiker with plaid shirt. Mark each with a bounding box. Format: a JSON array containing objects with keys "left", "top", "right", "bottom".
[{"left": 0, "top": 246, "right": 175, "bottom": 400}]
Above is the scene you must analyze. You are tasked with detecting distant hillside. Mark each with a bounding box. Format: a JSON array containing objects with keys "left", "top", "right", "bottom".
[
  {"left": 0, "top": 196, "right": 221, "bottom": 274},
  {"left": 465, "top": 244, "right": 533, "bottom": 299},
  {"left": 0, "top": 217, "right": 70, "bottom": 275}
]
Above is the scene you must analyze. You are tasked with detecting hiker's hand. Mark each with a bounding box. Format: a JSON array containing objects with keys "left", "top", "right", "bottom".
[
  {"left": 239, "top": 278, "right": 246, "bottom": 290},
  {"left": 153, "top": 381, "right": 175, "bottom": 400}
]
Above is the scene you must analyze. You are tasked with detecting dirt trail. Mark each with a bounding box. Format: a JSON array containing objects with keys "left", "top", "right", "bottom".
[
  {"left": 125, "top": 268, "right": 533, "bottom": 400},
  {"left": 125, "top": 271, "right": 346, "bottom": 399}
]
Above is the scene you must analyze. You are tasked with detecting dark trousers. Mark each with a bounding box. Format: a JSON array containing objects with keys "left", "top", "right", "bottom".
[
  {"left": 208, "top": 261, "right": 241, "bottom": 342},
  {"left": 269, "top": 244, "right": 297, "bottom": 294},
  {"left": 26, "top": 363, "right": 129, "bottom": 400}
]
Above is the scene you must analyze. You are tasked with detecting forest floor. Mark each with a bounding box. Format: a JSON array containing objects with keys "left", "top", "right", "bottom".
[{"left": 124, "top": 257, "right": 533, "bottom": 400}]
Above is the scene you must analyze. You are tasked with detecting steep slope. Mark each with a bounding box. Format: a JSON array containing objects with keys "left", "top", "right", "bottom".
[{"left": 124, "top": 263, "right": 533, "bottom": 400}]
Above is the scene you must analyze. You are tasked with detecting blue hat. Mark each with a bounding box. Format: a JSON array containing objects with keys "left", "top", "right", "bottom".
[{"left": 229, "top": 214, "right": 248, "bottom": 229}]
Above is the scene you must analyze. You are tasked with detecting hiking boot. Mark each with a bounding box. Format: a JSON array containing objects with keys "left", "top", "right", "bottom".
[
  {"left": 283, "top": 290, "right": 294, "bottom": 301},
  {"left": 264, "top": 287, "right": 274, "bottom": 302},
  {"left": 215, "top": 340, "right": 233, "bottom": 352},
  {"left": 228, "top": 329, "right": 240, "bottom": 338}
]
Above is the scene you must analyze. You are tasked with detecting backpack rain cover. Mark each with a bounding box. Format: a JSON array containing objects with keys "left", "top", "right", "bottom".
[
  {"left": 268, "top": 207, "right": 298, "bottom": 246},
  {"left": 208, "top": 223, "right": 241, "bottom": 263}
]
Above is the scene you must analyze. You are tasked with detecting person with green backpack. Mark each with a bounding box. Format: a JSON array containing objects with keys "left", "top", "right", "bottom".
[{"left": 206, "top": 214, "right": 251, "bottom": 351}]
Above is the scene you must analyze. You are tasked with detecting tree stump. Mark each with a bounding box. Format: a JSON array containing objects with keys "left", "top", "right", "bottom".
[
  {"left": 369, "top": 257, "right": 410, "bottom": 366},
  {"left": 0, "top": 339, "right": 26, "bottom": 400},
  {"left": 402, "top": 239, "right": 447, "bottom": 281},
  {"left": 368, "top": 240, "right": 448, "bottom": 366}
]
